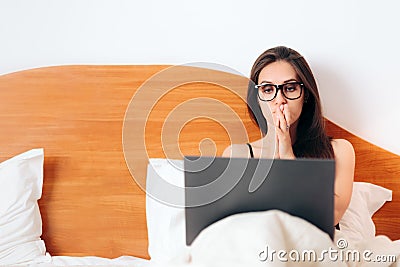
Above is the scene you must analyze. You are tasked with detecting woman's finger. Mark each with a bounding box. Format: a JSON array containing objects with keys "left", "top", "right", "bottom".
[
  {"left": 274, "top": 133, "right": 279, "bottom": 158},
  {"left": 276, "top": 105, "right": 288, "bottom": 132},
  {"left": 283, "top": 104, "right": 290, "bottom": 128}
]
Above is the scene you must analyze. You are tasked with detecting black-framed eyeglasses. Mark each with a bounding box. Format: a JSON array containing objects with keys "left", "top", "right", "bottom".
[{"left": 255, "top": 81, "right": 304, "bottom": 101}]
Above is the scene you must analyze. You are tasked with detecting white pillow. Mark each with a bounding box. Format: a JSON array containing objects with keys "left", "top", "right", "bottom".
[
  {"left": 146, "top": 159, "right": 188, "bottom": 263},
  {"left": 0, "top": 149, "right": 47, "bottom": 265},
  {"left": 339, "top": 181, "right": 392, "bottom": 242}
]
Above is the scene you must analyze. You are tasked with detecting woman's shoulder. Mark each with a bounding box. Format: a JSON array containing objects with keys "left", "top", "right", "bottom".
[
  {"left": 330, "top": 139, "right": 355, "bottom": 160},
  {"left": 222, "top": 143, "right": 251, "bottom": 158}
]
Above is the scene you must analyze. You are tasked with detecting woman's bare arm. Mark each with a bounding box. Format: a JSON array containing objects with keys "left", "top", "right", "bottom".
[{"left": 331, "top": 139, "right": 355, "bottom": 225}]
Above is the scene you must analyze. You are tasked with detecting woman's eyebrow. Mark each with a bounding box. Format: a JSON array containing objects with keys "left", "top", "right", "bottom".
[
  {"left": 283, "top": 78, "right": 298, "bottom": 83},
  {"left": 259, "top": 80, "right": 272, "bottom": 84},
  {"left": 259, "top": 78, "right": 298, "bottom": 84}
]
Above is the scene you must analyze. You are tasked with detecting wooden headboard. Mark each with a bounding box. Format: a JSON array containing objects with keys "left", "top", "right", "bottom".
[{"left": 0, "top": 65, "right": 399, "bottom": 259}]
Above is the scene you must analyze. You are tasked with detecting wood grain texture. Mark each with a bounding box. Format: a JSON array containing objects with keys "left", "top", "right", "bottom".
[{"left": 0, "top": 65, "right": 399, "bottom": 258}]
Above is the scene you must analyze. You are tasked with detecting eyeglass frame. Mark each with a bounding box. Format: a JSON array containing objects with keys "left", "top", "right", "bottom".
[{"left": 255, "top": 81, "right": 304, "bottom": 102}]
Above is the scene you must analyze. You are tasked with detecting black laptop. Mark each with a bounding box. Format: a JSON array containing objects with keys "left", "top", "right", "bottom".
[{"left": 184, "top": 156, "right": 335, "bottom": 245}]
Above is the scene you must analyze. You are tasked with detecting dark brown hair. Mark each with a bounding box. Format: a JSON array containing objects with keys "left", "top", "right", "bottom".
[{"left": 247, "top": 46, "right": 334, "bottom": 159}]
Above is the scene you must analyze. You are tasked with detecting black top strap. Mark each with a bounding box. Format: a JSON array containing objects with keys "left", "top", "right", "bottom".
[{"left": 246, "top": 143, "right": 254, "bottom": 158}]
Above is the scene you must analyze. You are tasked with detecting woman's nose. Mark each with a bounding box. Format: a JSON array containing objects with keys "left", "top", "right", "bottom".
[{"left": 275, "top": 90, "right": 287, "bottom": 104}]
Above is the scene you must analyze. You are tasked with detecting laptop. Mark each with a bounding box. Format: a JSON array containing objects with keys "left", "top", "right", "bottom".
[{"left": 184, "top": 156, "right": 335, "bottom": 245}]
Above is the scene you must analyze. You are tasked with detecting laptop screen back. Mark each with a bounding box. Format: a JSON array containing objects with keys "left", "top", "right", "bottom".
[{"left": 184, "top": 156, "right": 335, "bottom": 245}]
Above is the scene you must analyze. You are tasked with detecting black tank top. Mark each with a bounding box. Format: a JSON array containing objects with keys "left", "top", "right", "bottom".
[{"left": 246, "top": 143, "right": 254, "bottom": 158}]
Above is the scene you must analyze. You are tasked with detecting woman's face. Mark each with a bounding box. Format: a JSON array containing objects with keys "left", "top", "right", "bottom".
[{"left": 257, "top": 60, "right": 305, "bottom": 127}]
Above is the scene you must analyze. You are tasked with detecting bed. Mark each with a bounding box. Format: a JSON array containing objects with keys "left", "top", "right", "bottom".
[{"left": 0, "top": 65, "right": 399, "bottom": 266}]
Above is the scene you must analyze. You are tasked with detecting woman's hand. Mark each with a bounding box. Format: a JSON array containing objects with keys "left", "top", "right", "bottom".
[{"left": 274, "top": 104, "right": 295, "bottom": 159}]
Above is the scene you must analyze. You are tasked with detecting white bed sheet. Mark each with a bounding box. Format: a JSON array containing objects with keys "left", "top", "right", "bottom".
[{"left": 24, "top": 254, "right": 150, "bottom": 267}]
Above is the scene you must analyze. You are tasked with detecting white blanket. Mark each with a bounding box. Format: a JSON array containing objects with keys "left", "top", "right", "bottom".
[{"left": 158, "top": 210, "right": 400, "bottom": 267}]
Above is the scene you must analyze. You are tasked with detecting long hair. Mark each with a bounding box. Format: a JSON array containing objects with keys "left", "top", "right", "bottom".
[{"left": 247, "top": 46, "right": 334, "bottom": 159}]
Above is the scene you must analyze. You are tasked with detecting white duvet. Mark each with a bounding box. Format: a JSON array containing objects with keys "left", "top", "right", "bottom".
[
  {"left": 178, "top": 210, "right": 400, "bottom": 267},
  {"left": 28, "top": 210, "right": 399, "bottom": 267}
]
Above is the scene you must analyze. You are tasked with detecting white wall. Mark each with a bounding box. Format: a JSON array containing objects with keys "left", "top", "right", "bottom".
[{"left": 1, "top": 0, "right": 399, "bottom": 155}]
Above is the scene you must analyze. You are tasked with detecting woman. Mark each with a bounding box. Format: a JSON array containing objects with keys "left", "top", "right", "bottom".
[{"left": 223, "top": 46, "right": 355, "bottom": 225}]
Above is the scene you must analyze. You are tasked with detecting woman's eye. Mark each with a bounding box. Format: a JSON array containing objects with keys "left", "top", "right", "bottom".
[
  {"left": 284, "top": 85, "right": 297, "bottom": 92},
  {"left": 262, "top": 86, "right": 274, "bottom": 94}
]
